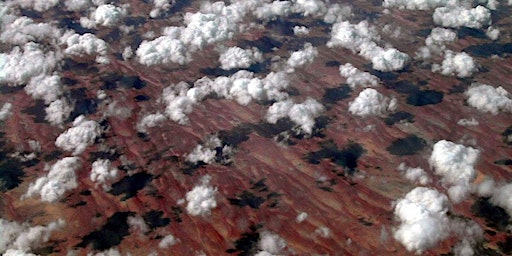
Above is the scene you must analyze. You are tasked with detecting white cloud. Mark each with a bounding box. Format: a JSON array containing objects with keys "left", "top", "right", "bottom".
[
  {"left": 25, "top": 157, "right": 82, "bottom": 202},
  {"left": 465, "top": 84, "right": 512, "bottom": 114},
  {"left": 433, "top": 6, "right": 491, "bottom": 29},
  {"left": 136, "top": 112, "right": 167, "bottom": 132},
  {"left": 0, "top": 16, "right": 62, "bottom": 45},
  {"left": 87, "top": 248, "right": 122, "bottom": 256},
  {"left": 136, "top": 36, "right": 191, "bottom": 66},
  {"left": 296, "top": 212, "right": 308, "bottom": 223},
  {"left": 45, "top": 98, "right": 74, "bottom": 126},
  {"left": 371, "top": 48, "right": 410, "bottom": 72},
  {"left": 0, "top": 43, "right": 59, "bottom": 86},
  {"left": 486, "top": 26, "right": 500, "bottom": 40},
  {"left": 348, "top": 88, "right": 397, "bottom": 117},
  {"left": 127, "top": 216, "right": 149, "bottom": 233},
  {"left": 383, "top": 0, "right": 459, "bottom": 10},
  {"left": 339, "top": 63, "right": 380, "bottom": 89},
  {"left": 266, "top": 98, "right": 325, "bottom": 135},
  {"left": 457, "top": 118, "right": 479, "bottom": 126},
  {"left": 416, "top": 27, "right": 457, "bottom": 59},
  {"left": 323, "top": 3, "right": 352, "bottom": 24},
  {"left": 150, "top": 0, "right": 175, "bottom": 18},
  {"left": 25, "top": 74, "right": 63, "bottom": 104},
  {"left": 490, "top": 183, "right": 512, "bottom": 216},
  {"left": 90, "top": 159, "right": 119, "bottom": 191},
  {"left": 158, "top": 234, "right": 178, "bottom": 248},
  {"left": 293, "top": 26, "right": 309, "bottom": 36},
  {"left": 286, "top": 43, "right": 318, "bottom": 72},
  {"left": 55, "top": 115, "right": 101, "bottom": 155},
  {"left": 186, "top": 135, "right": 232, "bottom": 165},
  {"left": 397, "top": 163, "right": 432, "bottom": 185},
  {"left": 185, "top": 175, "right": 218, "bottom": 216},
  {"left": 161, "top": 82, "right": 195, "bottom": 125},
  {"left": 0, "top": 218, "right": 64, "bottom": 254},
  {"left": 315, "top": 226, "right": 331, "bottom": 238},
  {"left": 16, "top": 0, "right": 60, "bottom": 12},
  {"left": 257, "top": 231, "right": 287, "bottom": 255},
  {"left": 80, "top": 4, "right": 127, "bottom": 29},
  {"left": 219, "top": 46, "right": 262, "bottom": 70},
  {"left": 3, "top": 249, "right": 37, "bottom": 256},
  {"left": 62, "top": 32, "right": 109, "bottom": 64},
  {"left": 0, "top": 103, "right": 12, "bottom": 121},
  {"left": 432, "top": 50, "right": 477, "bottom": 78},
  {"left": 393, "top": 187, "right": 450, "bottom": 254},
  {"left": 64, "top": 0, "right": 93, "bottom": 11},
  {"left": 429, "top": 140, "right": 480, "bottom": 203},
  {"left": 254, "top": 1, "right": 292, "bottom": 21}
]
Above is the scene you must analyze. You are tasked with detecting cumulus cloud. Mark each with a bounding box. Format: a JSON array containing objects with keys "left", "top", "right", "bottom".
[
  {"left": 219, "top": 46, "right": 263, "bottom": 70},
  {"left": 266, "top": 98, "right": 325, "bottom": 135},
  {"left": 136, "top": 36, "right": 191, "bottom": 66},
  {"left": 87, "top": 248, "right": 122, "bottom": 256},
  {"left": 293, "top": 26, "right": 309, "bottom": 36},
  {"left": 429, "top": 140, "right": 480, "bottom": 203},
  {"left": 339, "top": 63, "right": 380, "bottom": 89},
  {"left": 286, "top": 43, "right": 318, "bottom": 72},
  {"left": 55, "top": 115, "right": 101, "bottom": 155},
  {"left": 150, "top": 0, "right": 175, "bottom": 18},
  {"left": 45, "top": 98, "right": 74, "bottom": 126},
  {"left": 0, "top": 103, "right": 13, "bottom": 121},
  {"left": 397, "top": 163, "right": 432, "bottom": 185},
  {"left": 90, "top": 159, "right": 119, "bottom": 191},
  {"left": 64, "top": 0, "right": 93, "bottom": 11},
  {"left": 486, "top": 26, "right": 500, "bottom": 40},
  {"left": 256, "top": 231, "right": 287, "bottom": 255},
  {"left": 296, "top": 212, "right": 308, "bottom": 223},
  {"left": 0, "top": 16, "right": 61, "bottom": 45},
  {"left": 253, "top": 1, "right": 292, "bottom": 21},
  {"left": 0, "top": 43, "right": 59, "bottom": 86},
  {"left": 186, "top": 135, "right": 233, "bottom": 165},
  {"left": 0, "top": 218, "right": 64, "bottom": 254},
  {"left": 80, "top": 4, "right": 128, "bottom": 29},
  {"left": 161, "top": 82, "right": 196, "bottom": 124},
  {"left": 62, "top": 32, "right": 109, "bottom": 64},
  {"left": 465, "top": 84, "right": 512, "bottom": 114},
  {"left": 433, "top": 6, "right": 491, "bottom": 29},
  {"left": 490, "top": 183, "right": 512, "bottom": 216},
  {"left": 185, "top": 175, "right": 218, "bottom": 216},
  {"left": 348, "top": 88, "right": 397, "bottom": 117},
  {"left": 136, "top": 112, "right": 167, "bottom": 132},
  {"left": 24, "top": 157, "right": 82, "bottom": 202},
  {"left": 25, "top": 74, "right": 63, "bottom": 104},
  {"left": 127, "top": 216, "right": 149, "bottom": 233},
  {"left": 432, "top": 50, "right": 477, "bottom": 78},
  {"left": 15, "top": 0, "right": 59, "bottom": 12},
  {"left": 371, "top": 48, "right": 410, "bottom": 72},
  {"left": 158, "top": 234, "right": 178, "bottom": 248},
  {"left": 457, "top": 118, "right": 479, "bottom": 126},
  {"left": 382, "top": 0, "right": 459, "bottom": 10},
  {"left": 416, "top": 27, "right": 457, "bottom": 59}
]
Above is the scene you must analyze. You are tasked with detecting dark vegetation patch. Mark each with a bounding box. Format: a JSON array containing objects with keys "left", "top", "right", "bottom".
[
  {"left": 78, "top": 212, "right": 133, "bottom": 250},
  {"left": 472, "top": 197, "right": 510, "bottom": 231},
  {"left": 143, "top": 210, "right": 170, "bottom": 229},
  {"left": 386, "top": 135, "right": 427, "bottom": 156},
  {"left": 226, "top": 225, "right": 262, "bottom": 255},
  {"left": 109, "top": 172, "right": 153, "bottom": 200},
  {"left": 307, "top": 140, "right": 365, "bottom": 175},
  {"left": 384, "top": 111, "right": 415, "bottom": 126}
]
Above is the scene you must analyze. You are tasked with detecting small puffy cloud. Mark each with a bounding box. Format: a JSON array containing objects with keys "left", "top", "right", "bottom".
[
  {"left": 348, "top": 88, "right": 397, "bottom": 117},
  {"left": 383, "top": 0, "right": 458, "bottom": 10},
  {"left": 465, "top": 84, "right": 512, "bottom": 114},
  {"left": 0, "top": 43, "right": 59, "bottom": 86},
  {"left": 323, "top": 3, "right": 352, "bottom": 24},
  {"left": 219, "top": 46, "right": 262, "bottom": 70},
  {"left": 16, "top": 0, "right": 59, "bottom": 12},
  {"left": 185, "top": 175, "right": 218, "bottom": 216},
  {"left": 25, "top": 74, "right": 63, "bottom": 104},
  {"left": 393, "top": 187, "right": 450, "bottom": 254},
  {"left": 433, "top": 6, "right": 491, "bottom": 29},
  {"left": 185, "top": 135, "right": 232, "bottom": 165},
  {"left": 55, "top": 116, "right": 101, "bottom": 155},
  {"left": 397, "top": 163, "right": 432, "bottom": 185},
  {"left": 158, "top": 234, "right": 178, "bottom": 248},
  {"left": 257, "top": 231, "right": 287, "bottom": 255},
  {"left": 429, "top": 140, "right": 480, "bottom": 203},
  {"left": 25, "top": 157, "right": 82, "bottom": 202},
  {"left": 371, "top": 48, "right": 410, "bottom": 72},
  {"left": 291, "top": 0, "right": 327, "bottom": 17},
  {"left": 64, "top": 0, "right": 93, "bottom": 11},
  {"left": 87, "top": 248, "right": 122, "bottom": 256},
  {"left": 45, "top": 98, "right": 74, "bottom": 126},
  {"left": 286, "top": 43, "right": 318, "bottom": 72},
  {"left": 315, "top": 226, "right": 331, "bottom": 238},
  {"left": 457, "top": 118, "right": 479, "bottom": 126},
  {"left": 253, "top": 1, "right": 292, "bottom": 20},
  {"left": 127, "top": 216, "right": 149, "bottom": 233},
  {"left": 417, "top": 27, "right": 457, "bottom": 59},
  {"left": 293, "top": 26, "right": 309, "bottom": 36},
  {"left": 0, "top": 103, "right": 13, "bottom": 121},
  {"left": 150, "top": 0, "right": 175, "bottom": 18},
  {"left": 486, "top": 26, "right": 500, "bottom": 40},
  {"left": 432, "top": 50, "right": 477, "bottom": 78},
  {"left": 0, "top": 16, "right": 61, "bottom": 45},
  {"left": 327, "top": 20, "right": 380, "bottom": 52},
  {"left": 339, "top": 63, "right": 380, "bottom": 89},
  {"left": 136, "top": 112, "right": 167, "bottom": 132},
  {"left": 266, "top": 98, "right": 325, "bottom": 135},
  {"left": 296, "top": 212, "right": 308, "bottom": 223},
  {"left": 161, "top": 82, "right": 196, "bottom": 124},
  {"left": 80, "top": 4, "right": 127, "bottom": 28},
  {"left": 136, "top": 36, "right": 191, "bottom": 66},
  {"left": 0, "top": 218, "right": 64, "bottom": 254},
  {"left": 90, "top": 159, "right": 119, "bottom": 191},
  {"left": 62, "top": 32, "right": 109, "bottom": 64}
]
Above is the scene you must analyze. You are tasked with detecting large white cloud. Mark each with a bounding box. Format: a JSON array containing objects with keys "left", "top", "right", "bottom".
[
  {"left": 0, "top": 218, "right": 64, "bottom": 254},
  {"left": 371, "top": 48, "right": 410, "bottom": 72},
  {"left": 24, "top": 157, "right": 82, "bottom": 202},
  {"left": 0, "top": 16, "right": 61, "bottom": 45},
  {"left": 348, "top": 88, "right": 397, "bottom": 117},
  {"left": 185, "top": 175, "right": 218, "bottom": 216},
  {"left": 266, "top": 98, "right": 325, "bottom": 135},
  {"left": 136, "top": 36, "right": 191, "bottom": 66},
  {"left": 432, "top": 50, "right": 477, "bottom": 78},
  {"left": 465, "top": 84, "right": 512, "bottom": 114},
  {"left": 219, "top": 46, "right": 262, "bottom": 70},
  {"left": 429, "top": 140, "right": 480, "bottom": 203},
  {"left": 80, "top": 4, "right": 128, "bottom": 29},
  {"left": 286, "top": 43, "right": 318, "bottom": 72},
  {"left": 25, "top": 74, "right": 63, "bottom": 104},
  {"left": 90, "top": 159, "right": 119, "bottom": 191},
  {"left": 339, "top": 63, "right": 380, "bottom": 89},
  {"left": 433, "top": 6, "right": 491, "bottom": 29},
  {"left": 62, "top": 32, "right": 109, "bottom": 64},
  {"left": 55, "top": 115, "right": 101, "bottom": 155}
]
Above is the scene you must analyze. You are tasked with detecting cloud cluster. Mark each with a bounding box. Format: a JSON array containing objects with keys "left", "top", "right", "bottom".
[
  {"left": 25, "top": 157, "right": 82, "bottom": 202},
  {"left": 465, "top": 84, "right": 512, "bottom": 114},
  {"left": 432, "top": 50, "right": 477, "bottom": 78},
  {"left": 433, "top": 6, "right": 491, "bottom": 29},
  {"left": 185, "top": 175, "right": 218, "bottom": 216},
  {"left": 490, "top": 183, "right": 512, "bottom": 216},
  {"left": 286, "top": 43, "right": 318, "bottom": 72},
  {"left": 80, "top": 4, "right": 128, "bottom": 29},
  {"left": 219, "top": 46, "right": 263, "bottom": 70},
  {"left": 339, "top": 63, "right": 380, "bottom": 89},
  {"left": 429, "top": 140, "right": 480, "bottom": 203},
  {"left": 25, "top": 74, "right": 63, "bottom": 104},
  {"left": 90, "top": 159, "right": 119, "bottom": 191},
  {"left": 136, "top": 36, "right": 191, "bottom": 66},
  {"left": 55, "top": 115, "right": 101, "bottom": 155},
  {"left": 348, "top": 88, "right": 397, "bottom": 117},
  {"left": 416, "top": 27, "right": 457, "bottom": 59},
  {"left": 186, "top": 135, "right": 233, "bottom": 165},
  {"left": 0, "top": 16, "right": 61, "bottom": 45},
  {"left": 0, "top": 218, "right": 64, "bottom": 254},
  {"left": 62, "top": 32, "right": 110, "bottom": 64},
  {"left": 397, "top": 163, "right": 432, "bottom": 185},
  {"left": 266, "top": 98, "right": 325, "bottom": 135}
]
